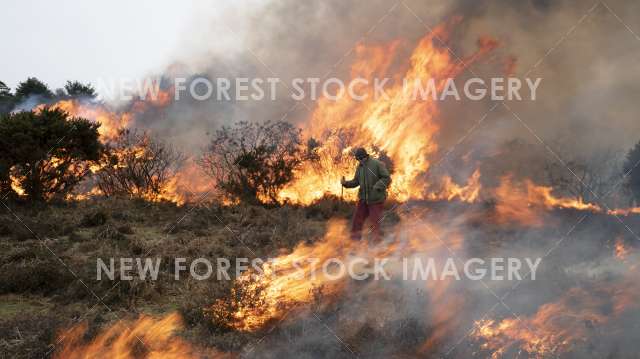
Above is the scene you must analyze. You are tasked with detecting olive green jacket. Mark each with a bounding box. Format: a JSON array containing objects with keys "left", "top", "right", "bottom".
[{"left": 343, "top": 157, "right": 391, "bottom": 204}]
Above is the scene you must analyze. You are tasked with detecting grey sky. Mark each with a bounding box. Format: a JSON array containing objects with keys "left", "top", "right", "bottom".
[{"left": 0, "top": 1, "right": 255, "bottom": 92}]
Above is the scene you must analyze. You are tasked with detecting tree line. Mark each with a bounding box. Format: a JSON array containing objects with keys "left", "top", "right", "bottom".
[
  {"left": 0, "top": 78, "right": 310, "bottom": 204},
  {"left": 2, "top": 77, "right": 640, "bottom": 206},
  {"left": 1, "top": 78, "right": 96, "bottom": 114}
]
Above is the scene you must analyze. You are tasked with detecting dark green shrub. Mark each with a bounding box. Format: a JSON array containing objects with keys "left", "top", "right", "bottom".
[
  {"left": 0, "top": 107, "right": 102, "bottom": 201},
  {"left": 200, "top": 121, "right": 303, "bottom": 205}
]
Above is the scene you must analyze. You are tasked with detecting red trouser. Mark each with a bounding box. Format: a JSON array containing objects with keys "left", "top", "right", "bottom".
[{"left": 351, "top": 201, "right": 384, "bottom": 241}]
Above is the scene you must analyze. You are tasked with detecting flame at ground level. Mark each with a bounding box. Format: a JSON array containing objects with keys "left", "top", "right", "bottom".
[
  {"left": 209, "top": 215, "right": 465, "bottom": 341},
  {"left": 472, "top": 278, "right": 640, "bottom": 359},
  {"left": 494, "top": 175, "right": 603, "bottom": 227},
  {"left": 54, "top": 312, "right": 230, "bottom": 359},
  {"left": 51, "top": 205, "right": 640, "bottom": 358},
  {"left": 473, "top": 288, "right": 606, "bottom": 358}
]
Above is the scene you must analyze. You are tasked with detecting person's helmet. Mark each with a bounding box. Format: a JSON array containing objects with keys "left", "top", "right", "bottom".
[{"left": 353, "top": 147, "right": 369, "bottom": 160}]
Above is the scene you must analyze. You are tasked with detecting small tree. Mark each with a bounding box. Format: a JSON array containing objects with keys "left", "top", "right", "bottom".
[
  {"left": 0, "top": 108, "right": 102, "bottom": 201},
  {"left": 544, "top": 136, "right": 622, "bottom": 205},
  {"left": 64, "top": 81, "right": 97, "bottom": 99},
  {"left": 200, "top": 121, "right": 303, "bottom": 204},
  {"left": 545, "top": 150, "right": 622, "bottom": 205},
  {"left": 0, "top": 81, "right": 9, "bottom": 95},
  {"left": 96, "top": 129, "right": 184, "bottom": 200},
  {"left": 14, "top": 77, "right": 54, "bottom": 101},
  {"left": 624, "top": 141, "right": 640, "bottom": 204},
  {"left": 0, "top": 81, "right": 14, "bottom": 115}
]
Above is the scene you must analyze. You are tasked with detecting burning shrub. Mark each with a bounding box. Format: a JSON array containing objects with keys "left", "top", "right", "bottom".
[
  {"left": 205, "top": 274, "right": 275, "bottom": 332},
  {"left": 200, "top": 120, "right": 303, "bottom": 205},
  {"left": 96, "top": 129, "right": 184, "bottom": 201},
  {"left": 0, "top": 107, "right": 102, "bottom": 201},
  {"left": 544, "top": 148, "right": 621, "bottom": 205}
]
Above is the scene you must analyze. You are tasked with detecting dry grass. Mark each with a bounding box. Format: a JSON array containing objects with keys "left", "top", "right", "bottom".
[
  {"left": 0, "top": 195, "right": 350, "bottom": 356},
  {"left": 1, "top": 196, "right": 637, "bottom": 357}
]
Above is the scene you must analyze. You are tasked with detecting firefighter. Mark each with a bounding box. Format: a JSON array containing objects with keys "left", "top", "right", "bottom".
[{"left": 341, "top": 147, "right": 390, "bottom": 242}]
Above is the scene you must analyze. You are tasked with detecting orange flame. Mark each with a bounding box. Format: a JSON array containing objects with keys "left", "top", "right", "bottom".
[
  {"left": 9, "top": 170, "right": 26, "bottom": 196},
  {"left": 36, "top": 100, "right": 133, "bottom": 142},
  {"left": 54, "top": 312, "right": 230, "bottom": 359},
  {"left": 9, "top": 157, "right": 94, "bottom": 200},
  {"left": 31, "top": 93, "right": 205, "bottom": 204},
  {"left": 614, "top": 237, "right": 630, "bottom": 261},
  {"left": 426, "top": 169, "right": 481, "bottom": 203},
  {"left": 494, "top": 175, "right": 602, "bottom": 227},
  {"left": 209, "top": 220, "right": 354, "bottom": 331},
  {"left": 131, "top": 87, "right": 174, "bottom": 112},
  {"left": 210, "top": 215, "right": 465, "bottom": 336},
  {"left": 607, "top": 206, "right": 640, "bottom": 216},
  {"left": 473, "top": 280, "right": 640, "bottom": 358},
  {"left": 277, "top": 20, "right": 496, "bottom": 204}
]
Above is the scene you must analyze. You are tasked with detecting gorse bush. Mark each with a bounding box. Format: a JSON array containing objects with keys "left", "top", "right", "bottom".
[
  {"left": 0, "top": 107, "right": 102, "bottom": 201},
  {"left": 200, "top": 120, "right": 303, "bottom": 205},
  {"left": 96, "top": 129, "right": 184, "bottom": 200}
]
